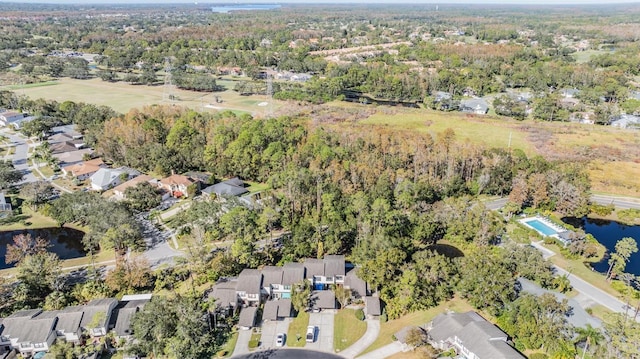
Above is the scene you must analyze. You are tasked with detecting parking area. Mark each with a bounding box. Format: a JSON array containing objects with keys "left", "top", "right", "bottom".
[
  {"left": 305, "top": 311, "right": 335, "bottom": 352},
  {"left": 260, "top": 318, "right": 292, "bottom": 349}
]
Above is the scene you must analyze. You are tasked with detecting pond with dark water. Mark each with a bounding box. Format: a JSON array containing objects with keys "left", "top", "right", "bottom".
[
  {"left": 0, "top": 227, "right": 86, "bottom": 269},
  {"left": 563, "top": 217, "right": 640, "bottom": 276}
]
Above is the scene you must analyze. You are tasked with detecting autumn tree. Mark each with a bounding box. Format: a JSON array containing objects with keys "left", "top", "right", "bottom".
[{"left": 5, "top": 233, "right": 50, "bottom": 265}]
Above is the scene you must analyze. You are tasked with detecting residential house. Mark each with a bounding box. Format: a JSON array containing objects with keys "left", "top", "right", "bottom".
[
  {"left": 262, "top": 299, "right": 292, "bottom": 321},
  {"left": 310, "top": 290, "right": 336, "bottom": 311},
  {"left": 108, "top": 294, "right": 152, "bottom": 341},
  {"left": 261, "top": 266, "right": 283, "bottom": 298},
  {"left": 610, "top": 114, "right": 640, "bottom": 129},
  {"left": 344, "top": 267, "right": 368, "bottom": 299},
  {"left": 304, "top": 255, "right": 345, "bottom": 290},
  {"left": 460, "top": 98, "right": 489, "bottom": 115},
  {"left": 238, "top": 307, "right": 258, "bottom": 330},
  {"left": 0, "top": 111, "right": 26, "bottom": 127},
  {"left": 202, "top": 177, "right": 248, "bottom": 199},
  {"left": 427, "top": 311, "right": 525, "bottom": 359},
  {"left": 183, "top": 171, "right": 213, "bottom": 185},
  {"left": 560, "top": 88, "right": 580, "bottom": 98},
  {"left": 0, "top": 309, "right": 57, "bottom": 356},
  {"left": 62, "top": 158, "right": 105, "bottom": 180},
  {"left": 80, "top": 298, "right": 118, "bottom": 337},
  {"left": 210, "top": 278, "right": 240, "bottom": 311},
  {"left": 50, "top": 125, "right": 82, "bottom": 139},
  {"left": 113, "top": 175, "right": 154, "bottom": 199},
  {"left": 90, "top": 166, "right": 139, "bottom": 191},
  {"left": 34, "top": 308, "right": 84, "bottom": 343},
  {"left": 236, "top": 269, "right": 263, "bottom": 306},
  {"left": 279, "top": 263, "right": 305, "bottom": 299},
  {"left": 0, "top": 193, "right": 11, "bottom": 212},
  {"left": 158, "top": 174, "right": 194, "bottom": 198},
  {"left": 10, "top": 116, "right": 36, "bottom": 130}
]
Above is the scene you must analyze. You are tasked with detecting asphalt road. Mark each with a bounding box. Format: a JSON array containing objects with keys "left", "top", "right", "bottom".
[
  {"left": 5, "top": 132, "right": 38, "bottom": 184},
  {"left": 590, "top": 194, "right": 640, "bottom": 210},
  {"left": 232, "top": 349, "right": 343, "bottom": 359}
]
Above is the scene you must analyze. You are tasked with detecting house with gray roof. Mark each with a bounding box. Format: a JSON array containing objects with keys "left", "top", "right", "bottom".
[
  {"left": 261, "top": 266, "right": 283, "bottom": 298},
  {"left": 80, "top": 298, "right": 118, "bottom": 337},
  {"left": 238, "top": 307, "right": 258, "bottom": 330},
  {"left": 460, "top": 98, "right": 489, "bottom": 115},
  {"left": 210, "top": 278, "right": 240, "bottom": 311},
  {"left": 305, "top": 255, "right": 346, "bottom": 290},
  {"left": 35, "top": 307, "right": 84, "bottom": 343},
  {"left": 236, "top": 269, "right": 263, "bottom": 306},
  {"left": 0, "top": 309, "right": 57, "bottom": 356},
  {"left": 202, "top": 177, "right": 249, "bottom": 199},
  {"left": 427, "top": 311, "right": 525, "bottom": 359},
  {"left": 365, "top": 296, "right": 381, "bottom": 317},
  {"left": 108, "top": 294, "right": 152, "bottom": 341},
  {"left": 344, "top": 267, "right": 368, "bottom": 298},
  {"left": 311, "top": 290, "right": 336, "bottom": 311},
  {"left": 262, "top": 299, "right": 292, "bottom": 321}
]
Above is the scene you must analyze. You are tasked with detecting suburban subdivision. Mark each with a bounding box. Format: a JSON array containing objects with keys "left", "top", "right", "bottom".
[{"left": 0, "top": 2, "right": 639, "bottom": 359}]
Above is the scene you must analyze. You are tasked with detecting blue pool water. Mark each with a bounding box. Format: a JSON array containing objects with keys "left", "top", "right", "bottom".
[{"left": 525, "top": 219, "right": 558, "bottom": 236}]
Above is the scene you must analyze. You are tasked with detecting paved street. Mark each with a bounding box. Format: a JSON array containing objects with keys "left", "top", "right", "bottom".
[
  {"left": 590, "top": 194, "right": 640, "bottom": 210},
  {"left": 134, "top": 213, "right": 183, "bottom": 268},
  {"left": 5, "top": 132, "right": 38, "bottom": 184},
  {"left": 306, "top": 311, "right": 335, "bottom": 352},
  {"left": 260, "top": 319, "right": 292, "bottom": 349}
]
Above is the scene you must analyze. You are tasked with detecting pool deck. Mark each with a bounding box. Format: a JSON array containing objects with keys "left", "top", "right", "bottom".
[{"left": 519, "top": 215, "right": 571, "bottom": 245}]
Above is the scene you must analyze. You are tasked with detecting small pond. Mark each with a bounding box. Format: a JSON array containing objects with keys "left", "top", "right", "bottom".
[
  {"left": 0, "top": 227, "right": 87, "bottom": 270},
  {"left": 563, "top": 217, "right": 640, "bottom": 276}
]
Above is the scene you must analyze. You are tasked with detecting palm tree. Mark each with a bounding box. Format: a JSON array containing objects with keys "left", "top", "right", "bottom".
[{"left": 574, "top": 324, "right": 604, "bottom": 357}]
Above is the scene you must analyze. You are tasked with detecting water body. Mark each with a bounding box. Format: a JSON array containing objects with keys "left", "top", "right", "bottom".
[
  {"left": 211, "top": 4, "right": 282, "bottom": 13},
  {"left": 563, "top": 217, "right": 640, "bottom": 276},
  {"left": 0, "top": 227, "right": 86, "bottom": 270}
]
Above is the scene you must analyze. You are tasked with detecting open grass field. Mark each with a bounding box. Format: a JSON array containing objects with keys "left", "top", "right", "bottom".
[
  {"left": 360, "top": 109, "right": 536, "bottom": 154},
  {"left": 588, "top": 160, "right": 640, "bottom": 197},
  {"left": 333, "top": 309, "right": 367, "bottom": 352},
  {"left": 571, "top": 49, "right": 608, "bottom": 64},
  {"left": 361, "top": 296, "right": 474, "bottom": 355},
  {"left": 15, "top": 77, "right": 281, "bottom": 116},
  {"left": 286, "top": 311, "right": 310, "bottom": 348}
]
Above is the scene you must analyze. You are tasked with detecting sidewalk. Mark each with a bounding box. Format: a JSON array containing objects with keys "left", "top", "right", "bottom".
[{"left": 339, "top": 319, "right": 380, "bottom": 358}]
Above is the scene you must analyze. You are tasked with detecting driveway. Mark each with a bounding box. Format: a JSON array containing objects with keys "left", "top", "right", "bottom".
[
  {"left": 232, "top": 329, "right": 253, "bottom": 357},
  {"left": 338, "top": 319, "right": 379, "bottom": 358},
  {"left": 260, "top": 319, "right": 292, "bottom": 349},
  {"left": 306, "top": 311, "right": 335, "bottom": 352}
]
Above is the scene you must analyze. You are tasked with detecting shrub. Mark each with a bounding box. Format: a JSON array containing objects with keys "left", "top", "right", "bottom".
[
  {"left": 380, "top": 308, "right": 388, "bottom": 323},
  {"left": 355, "top": 308, "right": 365, "bottom": 321},
  {"left": 529, "top": 353, "right": 549, "bottom": 359}
]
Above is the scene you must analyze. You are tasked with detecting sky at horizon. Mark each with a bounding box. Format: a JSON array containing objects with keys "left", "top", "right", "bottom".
[{"left": 2, "top": 0, "right": 640, "bottom": 5}]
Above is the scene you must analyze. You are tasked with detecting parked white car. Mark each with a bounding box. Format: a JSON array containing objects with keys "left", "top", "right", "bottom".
[{"left": 306, "top": 326, "right": 316, "bottom": 343}]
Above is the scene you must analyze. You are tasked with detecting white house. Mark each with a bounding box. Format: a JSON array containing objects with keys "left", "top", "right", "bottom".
[
  {"left": 0, "top": 111, "right": 26, "bottom": 127},
  {"left": 90, "top": 168, "right": 125, "bottom": 191}
]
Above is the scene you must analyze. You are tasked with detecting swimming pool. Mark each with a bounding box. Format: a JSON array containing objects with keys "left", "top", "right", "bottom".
[{"left": 524, "top": 219, "right": 558, "bottom": 236}]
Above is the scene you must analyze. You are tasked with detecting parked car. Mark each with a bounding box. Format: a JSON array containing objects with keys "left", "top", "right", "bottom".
[
  {"left": 306, "top": 326, "right": 316, "bottom": 343},
  {"left": 276, "top": 333, "right": 286, "bottom": 347}
]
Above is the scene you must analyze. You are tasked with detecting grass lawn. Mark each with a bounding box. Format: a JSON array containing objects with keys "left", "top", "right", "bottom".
[
  {"left": 248, "top": 332, "right": 262, "bottom": 350},
  {"left": 245, "top": 181, "right": 270, "bottom": 193},
  {"left": 333, "top": 309, "right": 367, "bottom": 352},
  {"left": 360, "top": 109, "right": 535, "bottom": 154},
  {"left": 220, "top": 330, "right": 239, "bottom": 358},
  {"left": 0, "top": 205, "right": 58, "bottom": 230},
  {"left": 588, "top": 160, "right": 640, "bottom": 197},
  {"left": 36, "top": 164, "right": 55, "bottom": 178},
  {"left": 17, "top": 77, "right": 277, "bottom": 115},
  {"left": 387, "top": 351, "right": 425, "bottom": 359},
  {"left": 361, "top": 296, "right": 474, "bottom": 355},
  {"left": 286, "top": 311, "right": 310, "bottom": 348}
]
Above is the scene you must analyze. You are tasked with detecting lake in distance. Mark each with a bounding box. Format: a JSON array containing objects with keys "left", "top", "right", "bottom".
[{"left": 0, "top": 227, "right": 86, "bottom": 269}]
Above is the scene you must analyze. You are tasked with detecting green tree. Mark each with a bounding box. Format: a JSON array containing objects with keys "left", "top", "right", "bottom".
[
  {"left": 19, "top": 180, "right": 56, "bottom": 210},
  {"left": 0, "top": 161, "right": 23, "bottom": 189},
  {"left": 291, "top": 280, "right": 311, "bottom": 313},
  {"left": 125, "top": 182, "right": 162, "bottom": 212},
  {"left": 606, "top": 237, "right": 639, "bottom": 281}
]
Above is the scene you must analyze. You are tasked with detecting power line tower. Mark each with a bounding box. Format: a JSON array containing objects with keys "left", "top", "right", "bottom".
[
  {"left": 266, "top": 73, "right": 273, "bottom": 118},
  {"left": 163, "top": 57, "right": 175, "bottom": 103}
]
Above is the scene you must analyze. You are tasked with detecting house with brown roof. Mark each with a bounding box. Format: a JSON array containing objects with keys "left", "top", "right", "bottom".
[
  {"left": 113, "top": 175, "right": 154, "bottom": 199},
  {"left": 158, "top": 174, "right": 194, "bottom": 198},
  {"left": 62, "top": 158, "right": 105, "bottom": 180}
]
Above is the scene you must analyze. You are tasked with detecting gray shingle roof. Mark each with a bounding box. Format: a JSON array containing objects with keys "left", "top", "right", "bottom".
[
  {"left": 324, "top": 255, "right": 345, "bottom": 277},
  {"left": 263, "top": 300, "right": 280, "bottom": 321},
  {"left": 345, "top": 268, "right": 368, "bottom": 298},
  {"left": 36, "top": 310, "right": 83, "bottom": 335},
  {"left": 109, "top": 297, "right": 151, "bottom": 337},
  {"left": 81, "top": 298, "right": 117, "bottom": 330},
  {"left": 210, "top": 278, "right": 239, "bottom": 308},
  {"left": 304, "top": 258, "right": 324, "bottom": 278},
  {"left": 236, "top": 269, "right": 262, "bottom": 294},
  {"left": 311, "top": 290, "right": 336, "bottom": 310},
  {"left": 202, "top": 180, "right": 248, "bottom": 197},
  {"left": 282, "top": 263, "right": 305, "bottom": 285},
  {"left": 429, "top": 312, "right": 525, "bottom": 359},
  {"left": 1, "top": 316, "right": 56, "bottom": 344},
  {"left": 261, "top": 266, "right": 283, "bottom": 286},
  {"left": 238, "top": 307, "right": 258, "bottom": 328},
  {"left": 365, "top": 296, "right": 381, "bottom": 316}
]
